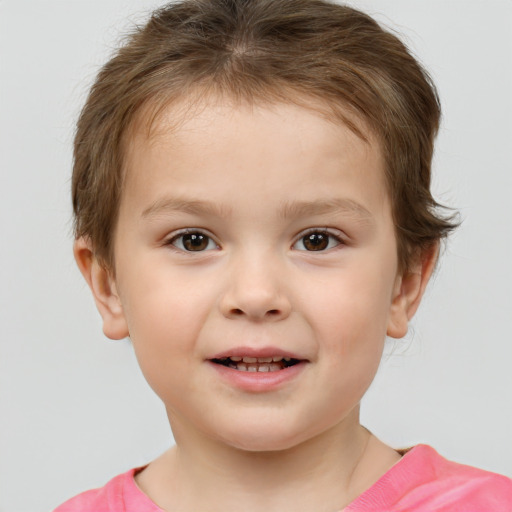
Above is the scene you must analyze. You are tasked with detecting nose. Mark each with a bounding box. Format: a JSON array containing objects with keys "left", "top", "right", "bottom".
[{"left": 218, "top": 252, "right": 292, "bottom": 322}]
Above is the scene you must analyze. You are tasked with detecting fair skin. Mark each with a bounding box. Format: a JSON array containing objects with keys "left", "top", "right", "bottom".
[{"left": 75, "top": 97, "right": 436, "bottom": 512}]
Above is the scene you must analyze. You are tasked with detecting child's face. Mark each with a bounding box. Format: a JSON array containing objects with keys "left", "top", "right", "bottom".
[{"left": 99, "top": 98, "right": 414, "bottom": 451}]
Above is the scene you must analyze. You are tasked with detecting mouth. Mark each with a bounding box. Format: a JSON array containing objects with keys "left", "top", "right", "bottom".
[{"left": 211, "top": 356, "right": 302, "bottom": 372}]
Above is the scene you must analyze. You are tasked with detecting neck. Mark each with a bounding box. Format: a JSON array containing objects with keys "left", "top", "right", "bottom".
[{"left": 135, "top": 408, "right": 398, "bottom": 512}]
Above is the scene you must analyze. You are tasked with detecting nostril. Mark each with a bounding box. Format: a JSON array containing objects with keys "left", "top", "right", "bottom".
[{"left": 229, "top": 308, "right": 282, "bottom": 318}]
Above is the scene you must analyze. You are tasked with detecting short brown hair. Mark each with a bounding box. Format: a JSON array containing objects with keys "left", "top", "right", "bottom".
[{"left": 73, "top": 0, "right": 458, "bottom": 271}]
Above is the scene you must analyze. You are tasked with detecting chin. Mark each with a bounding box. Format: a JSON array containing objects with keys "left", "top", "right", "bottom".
[{"left": 214, "top": 421, "right": 316, "bottom": 454}]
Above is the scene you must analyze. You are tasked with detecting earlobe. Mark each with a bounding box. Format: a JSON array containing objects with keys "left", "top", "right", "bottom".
[
  {"left": 387, "top": 243, "right": 439, "bottom": 339},
  {"left": 73, "top": 238, "right": 129, "bottom": 340}
]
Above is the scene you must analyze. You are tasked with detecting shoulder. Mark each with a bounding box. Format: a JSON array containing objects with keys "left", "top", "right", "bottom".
[
  {"left": 53, "top": 467, "right": 163, "bottom": 512},
  {"left": 395, "top": 445, "right": 512, "bottom": 510},
  {"left": 423, "top": 445, "right": 512, "bottom": 509},
  {"left": 345, "top": 444, "right": 512, "bottom": 512},
  {"left": 53, "top": 470, "right": 129, "bottom": 512}
]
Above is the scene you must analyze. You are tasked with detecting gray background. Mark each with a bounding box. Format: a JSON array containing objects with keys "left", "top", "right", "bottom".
[{"left": 1, "top": 1, "right": 511, "bottom": 511}]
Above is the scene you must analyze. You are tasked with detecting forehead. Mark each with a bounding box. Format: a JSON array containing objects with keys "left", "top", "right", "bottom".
[
  {"left": 120, "top": 96, "right": 389, "bottom": 216},
  {"left": 126, "top": 90, "right": 375, "bottom": 157}
]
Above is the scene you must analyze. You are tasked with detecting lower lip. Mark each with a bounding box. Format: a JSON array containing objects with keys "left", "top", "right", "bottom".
[{"left": 207, "top": 360, "right": 307, "bottom": 392}]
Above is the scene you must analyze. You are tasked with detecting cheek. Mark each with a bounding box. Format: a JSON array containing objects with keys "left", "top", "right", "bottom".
[
  {"left": 116, "top": 267, "right": 214, "bottom": 394},
  {"left": 119, "top": 255, "right": 213, "bottom": 337},
  {"left": 305, "top": 269, "right": 395, "bottom": 344}
]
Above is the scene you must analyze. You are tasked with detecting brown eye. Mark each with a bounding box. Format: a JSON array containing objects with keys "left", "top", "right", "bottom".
[
  {"left": 302, "top": 232, "right": 329, "bottom": 251},
  {"left": 183, "top": 233, "right": 208, "bottom": 251},
  {"left": 171, "top": 232, "right": 217, "bottom": 252},
  {"left": 293, "top": 230, "right": 342, "bottom": 252}
]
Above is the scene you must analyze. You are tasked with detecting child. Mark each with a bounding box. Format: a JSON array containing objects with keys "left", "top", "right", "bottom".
[{"left": 55, "top": 0, "right": 512, "bottom": 510}]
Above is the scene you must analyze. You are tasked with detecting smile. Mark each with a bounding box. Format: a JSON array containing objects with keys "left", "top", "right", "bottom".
[{"left": 212, "top": 356, "right": 301, "bottom": 372}]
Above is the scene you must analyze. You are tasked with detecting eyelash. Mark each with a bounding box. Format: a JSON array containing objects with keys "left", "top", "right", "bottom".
[{"left": 165, "top": 228, "right": 344, "bottom": 253}]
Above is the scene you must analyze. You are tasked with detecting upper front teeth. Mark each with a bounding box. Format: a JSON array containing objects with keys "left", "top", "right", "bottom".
[{"left": 237, "top": 356, "right": 284, "bottom": 363}]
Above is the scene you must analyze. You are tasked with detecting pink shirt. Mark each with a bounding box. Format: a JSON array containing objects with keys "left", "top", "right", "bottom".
[{"left": 54, "top": 445, "right": 512, "bottom": 511}]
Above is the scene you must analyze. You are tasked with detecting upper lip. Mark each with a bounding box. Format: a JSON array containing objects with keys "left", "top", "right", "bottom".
[{"left": 209, "top": 346, "right": 306, "bottom": 361}]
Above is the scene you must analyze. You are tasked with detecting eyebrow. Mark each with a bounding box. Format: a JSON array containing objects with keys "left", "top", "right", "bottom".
[
  {"left": 279, "top": 198, "right": 374, "bottom": 223},
  {"left": 142, "top": 197, "right": 232, "bottom": 219},
  {"left": 141, "top": 196, "right": 373, "bottom": 223}
]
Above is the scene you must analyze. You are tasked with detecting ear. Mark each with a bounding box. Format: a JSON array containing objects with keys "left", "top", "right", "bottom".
[
  {"left": 73, "top": 238, "right": 129, "bottom": 340},
  {"left": 387, "top": 243, "right": 439, "bottom": 339}
]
